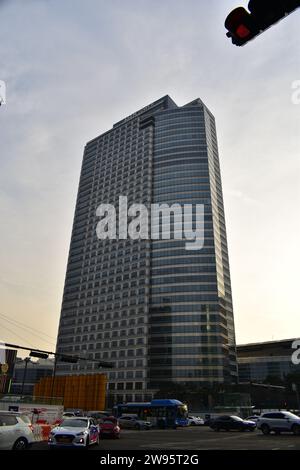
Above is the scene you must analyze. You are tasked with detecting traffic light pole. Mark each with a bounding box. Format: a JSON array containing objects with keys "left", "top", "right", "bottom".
[{"left": 50, "top": 355, "right": 58, "bottom": 405}]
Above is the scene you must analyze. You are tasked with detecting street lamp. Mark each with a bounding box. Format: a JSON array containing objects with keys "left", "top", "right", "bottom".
[{"left": 20, "top": 357, "right": 31, "bottom": 395}]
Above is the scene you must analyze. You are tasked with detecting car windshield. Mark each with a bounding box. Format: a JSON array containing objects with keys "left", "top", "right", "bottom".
[
  {"left": 103, "top": 420, "right": 115, "bottom": 425},
  {"left": 284, "top": 412, "right": 299, "bottom": 419},
  {"left": 231, "top": 416, "right": 243, "bottom": 421},
  {"left": 60, "top": 419, "right": 88, "bottom": 428}
]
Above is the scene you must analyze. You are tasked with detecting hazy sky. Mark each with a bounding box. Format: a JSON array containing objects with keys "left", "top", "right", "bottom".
[{"left": 0, "top": 0, "right": 299, "bottom": 354}]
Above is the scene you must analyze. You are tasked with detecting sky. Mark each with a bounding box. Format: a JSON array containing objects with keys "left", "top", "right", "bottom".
[{"left": 0, "top": 0, "right": 299, "bottom": 355}]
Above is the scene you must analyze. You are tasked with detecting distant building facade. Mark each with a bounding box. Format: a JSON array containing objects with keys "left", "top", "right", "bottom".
[
  {"left": 11, "top": 358, "right": 54, "bottom": 396},
  {"left": 237, "top": 338, "right": 300, "bottom": 383}
]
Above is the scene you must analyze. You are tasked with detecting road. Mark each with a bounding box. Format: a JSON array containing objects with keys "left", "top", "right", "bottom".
[{"left": 31, "top": 426, "right": 300, "bottom": 450}]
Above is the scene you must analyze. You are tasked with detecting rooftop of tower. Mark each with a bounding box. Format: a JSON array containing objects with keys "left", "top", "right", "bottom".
[{"left": 86, "top": 95, "right": 214, "bottom": 146}]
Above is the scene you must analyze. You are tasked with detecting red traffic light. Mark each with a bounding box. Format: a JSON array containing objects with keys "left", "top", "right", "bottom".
[
  {"left": 225, "top": 1, "right": 300, "bottom": 46},
  {"left": 225, "top": 7, "right": 258, "bottom": 44}
]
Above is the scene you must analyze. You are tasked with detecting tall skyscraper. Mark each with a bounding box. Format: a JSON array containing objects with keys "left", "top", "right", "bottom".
[{"left": 56, "top": 96, "right": 238, "bottom": 404}]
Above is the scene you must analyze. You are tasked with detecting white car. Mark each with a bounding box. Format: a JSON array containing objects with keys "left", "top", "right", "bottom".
[
  {"left": 257, "top": 411, "right": 300, "bottom": 435},
  {"left": 0, "top": 411, "right": 35, "bottom": 450},
  {"left": 48, "top": 417, "right": 100, "bottom": 448},
  {"left": 188, "top": 416, "right": 205, "bottom": 426}
]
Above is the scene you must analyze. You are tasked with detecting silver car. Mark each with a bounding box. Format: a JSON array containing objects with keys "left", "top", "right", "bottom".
[
  {"left": 119, "top": 415, "right": 152, "bottom": 430},
  {"left": 48, "top": 417, "right": 100, "bottom": 448},
  {"left": 0, "top": 411, "right": 34, "bottom": 450},
  {"left": 257, "top": 411, "right": 300, "bottom": 435},
  {"left": 188, "top": 416, "right": 205, "bottom": 426}
]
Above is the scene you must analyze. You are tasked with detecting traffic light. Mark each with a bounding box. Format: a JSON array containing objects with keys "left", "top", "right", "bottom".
[
  {"left": 225, "top": 7, "right": 259, "bottom": 46},
  {"left": 225, "top": 0, "right": 300, "bottom": 46}
]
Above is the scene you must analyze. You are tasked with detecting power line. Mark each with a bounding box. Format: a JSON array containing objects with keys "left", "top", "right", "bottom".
[
  {"left": 0, "top": 322, "right": 36, "bottom": 350},
  {"left": 0, "top": 313, "right": 56, "bottom": 348},
  {"left": 0, "top": 312, "right": 56, "bottom": 341}
]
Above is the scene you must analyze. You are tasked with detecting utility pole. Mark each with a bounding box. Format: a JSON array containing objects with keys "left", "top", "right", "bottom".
[
  {"left": 50, "top": 355, "right": 58, "bottom": 405},
  {"left": 20, "top": 357, "right": 31, "bottom": 395}
]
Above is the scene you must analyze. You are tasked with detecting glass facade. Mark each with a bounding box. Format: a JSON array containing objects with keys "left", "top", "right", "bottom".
[
  {"left": 56, "top": 96, "right": 237, "bottom": 402},
  {"left": 149, "top": 100, "right": 237, "bottom": 388},
  {"left": 10, "top": 359, "right": 54, "bottom": 396},
  {"left": 237, "top": 339, "right": 300, "bottom": 383}
]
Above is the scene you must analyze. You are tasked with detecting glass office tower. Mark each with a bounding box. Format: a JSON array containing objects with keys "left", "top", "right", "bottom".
[{"left": 56, "top": 96, "right": 237, "bottom": 403}]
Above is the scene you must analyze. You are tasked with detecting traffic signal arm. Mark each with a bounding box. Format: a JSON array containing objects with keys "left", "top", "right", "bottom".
[{"left": 225, "top": 0, "right": 300, "bottom": 46}]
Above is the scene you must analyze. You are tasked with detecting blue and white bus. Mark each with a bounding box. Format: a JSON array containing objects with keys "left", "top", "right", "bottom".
[{"left": 113, "top": 399, "right": 188, "bottom": 428}]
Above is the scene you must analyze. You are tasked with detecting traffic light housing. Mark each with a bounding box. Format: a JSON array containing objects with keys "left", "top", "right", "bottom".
[
  {"left": 225, "top": 0, "right": 300, "bottom": 46},
  {"left": 225, "top": 7, "right": 260, "bottom": 46}
]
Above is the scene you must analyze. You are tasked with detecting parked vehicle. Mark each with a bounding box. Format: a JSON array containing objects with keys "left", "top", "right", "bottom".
[
  {"left": 209, "top": 415, "right": 256, "bottom": 432},
  {"left": 118, "top": 414, "right": 152, "bottom": 430},
  {"left": 48, "top": 417, "right": 100, "bottom": 448},
  {"left": 0, "top": 411, "right": 35, "bottom": 450},
  {"left": 99, "top": 416, "right": 120, "bottom": 439},
  {"left": 257, "top": 411, "right": 300, "bottom": 435},
  {"left": 188, "top": 416, "right": 205, "bottom": 426}
]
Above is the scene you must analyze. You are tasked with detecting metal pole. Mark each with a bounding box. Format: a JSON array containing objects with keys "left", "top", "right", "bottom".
[
  {"left": 20, "top": 358, "right": 30, "bottom": 395},
  {"left": 50, "top": 355, "right": 58, "bottom": 404}
]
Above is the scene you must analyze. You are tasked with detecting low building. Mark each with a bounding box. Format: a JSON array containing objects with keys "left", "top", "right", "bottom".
[
  {"left": 10, "top": 357, "right": 54, "bottom": 395},
  {"left": 237, "top": 338, "right": 300, "bottom": 383}
]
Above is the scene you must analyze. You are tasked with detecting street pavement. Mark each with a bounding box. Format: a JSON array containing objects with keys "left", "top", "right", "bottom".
[{"left": 31, "top": 426, "right": 300, "bottom": 451}]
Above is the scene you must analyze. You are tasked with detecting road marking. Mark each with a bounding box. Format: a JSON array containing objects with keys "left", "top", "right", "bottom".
[{"left": 272, "top": 448, "right": 281, "bottom": 450}]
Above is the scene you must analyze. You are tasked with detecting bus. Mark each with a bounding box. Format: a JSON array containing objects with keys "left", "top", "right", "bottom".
[{"left": 112, "top": 399, "right": 189, "bottom": 428}]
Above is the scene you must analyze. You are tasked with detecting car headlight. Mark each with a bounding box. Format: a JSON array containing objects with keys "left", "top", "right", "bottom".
[{"left": 76, "top": 432, "right": 85, "bottom": 436}]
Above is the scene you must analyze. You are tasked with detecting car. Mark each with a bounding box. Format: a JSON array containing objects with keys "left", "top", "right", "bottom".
[
  {"left": 62, "top": 412, "right": 76, "bottom": 418},
  {"left": 118, "top": 414, "right": 152, "bottom": 430},
  {"left": 99, "top": 416, "right": 121, "bottom": 439},
  {"left": 257, "top": 411, "right": 300, "bottom": 435},
  {"left": 209, "top": 415, "right": 256, "bottom": 432},
  {"left": 0, "top": 395, "right": 22, "bottom": 402},
  {"left": 86, "top": 410, "right": 110, "bottom": 424},
  {"left": 0, "top": 411, "right": 35, "bottom": 450},
  {"left": 64, "top": 409, "right": 84, "bottom": 417},
  {"left": 245, "top": 415, "right": 260, "bottom": 423},
  {"left": 188, "top": 416, "right": 205, "bottom": 426},
  {"left": 48, "top": 417, "right": 100, "bottom": 449}
]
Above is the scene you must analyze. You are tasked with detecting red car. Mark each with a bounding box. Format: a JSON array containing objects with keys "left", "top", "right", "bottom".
[{"left": 99, "top": 416, "right": 121, "bottom": 439}]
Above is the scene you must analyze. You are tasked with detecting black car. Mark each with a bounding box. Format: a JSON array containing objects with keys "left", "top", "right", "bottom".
[{"left": 209, "top": 415, "right": 256, "bottom": 432}]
